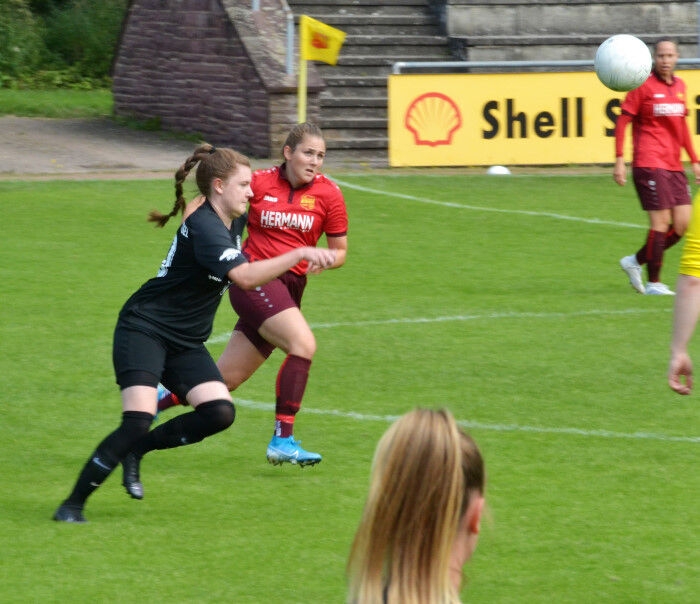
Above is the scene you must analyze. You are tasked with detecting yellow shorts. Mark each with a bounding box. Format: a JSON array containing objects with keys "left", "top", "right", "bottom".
[{"left": 680, "top": 191, "right": 700, "bottom": 278}]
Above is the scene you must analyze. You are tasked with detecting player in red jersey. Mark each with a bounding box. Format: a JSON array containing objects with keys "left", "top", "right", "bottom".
[
  {"left": 122, "top": 123, "right": 347, "bottom": 495},
  {"left": 615, "top": 38, "right": 700, "bottom": 295}
]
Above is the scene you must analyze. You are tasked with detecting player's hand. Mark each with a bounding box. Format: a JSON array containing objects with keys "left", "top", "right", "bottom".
[
  {"left": 692, "top": 162, "right": 700, "bottom": 184},
  {"left": 613, "top": 157, "right": 627, "bottom": 186},
  {"left": 301, "top": 247, "right": 336, "bottom": 272},
  {"left": 668, "top": 351, "right": 693, "bottom": 395}
]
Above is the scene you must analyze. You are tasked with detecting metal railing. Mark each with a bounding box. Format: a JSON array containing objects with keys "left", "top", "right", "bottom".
[{"left": 393, "top": 58, "right": 700, "bottom": 75}]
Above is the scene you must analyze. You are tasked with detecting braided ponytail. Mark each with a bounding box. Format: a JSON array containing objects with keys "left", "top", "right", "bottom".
[{"left": 149, "top": 143, "right": 246, "bottom": 227}]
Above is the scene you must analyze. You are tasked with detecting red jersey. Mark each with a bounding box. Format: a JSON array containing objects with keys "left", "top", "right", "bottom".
[
  {"left": 244, "top": 165, "right": 348, "bottom": 275},
  {"left": 616, "top": 71, "right": 698, "bottom": 170}
]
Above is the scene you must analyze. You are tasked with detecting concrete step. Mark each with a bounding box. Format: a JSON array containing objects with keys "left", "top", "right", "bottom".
[
  {"left": 320, "top": 95, "right": 387, "bottom": 108},
  {"left": 316, "top": 62, "right": 396, "bottom": 76},
  {"left": 290, "top": 0, "right": 430, "bottom": 16},
  {"left": 321, "top": 74, "right": 388, "bottom": 89},
  {"left": 323, "top": 135, "right": 388, "bottom": 149},
  {"left": 320, "top": 84, "right": 388, "bottom": 99},
  {"left": 321, "top": 115, "right": 387, "bottom": 129},
  {"left": 335, "top": 54, "right": 452, "bottom": 67},
  {"left": 293, "top": 12, "right": 439, "bottom": 36},
  {"left": 447, "top": 1, "right": 697, "bottom": 38},
  {"left": 451, "top": 32, "right": 697, "bottom": 62},
  {"left": 307, "top": 21, "right": 440, "bottom": 37}
]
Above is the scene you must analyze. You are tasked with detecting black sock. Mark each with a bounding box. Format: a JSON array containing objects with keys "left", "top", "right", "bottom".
[
  {"left": 63, "top": 411, "right": 153, "bottom": 507},
  {"left": 131, "top": 400, "right": 235, "bottom": 455}
]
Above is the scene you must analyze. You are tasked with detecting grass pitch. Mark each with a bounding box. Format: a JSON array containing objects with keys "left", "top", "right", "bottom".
[{"left": 1, "top": 171, "right": 698, "bottom": 602}]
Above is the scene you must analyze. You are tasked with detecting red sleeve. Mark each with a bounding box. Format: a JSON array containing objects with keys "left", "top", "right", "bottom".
[
  {"left": 615, "top": 112, "right": 633, "bottom": 158},
  {"left": 682, "top": 118, "right": 699, "bottom": 163}
]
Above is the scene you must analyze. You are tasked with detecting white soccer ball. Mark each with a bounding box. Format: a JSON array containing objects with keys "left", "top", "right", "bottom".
[
  {"left": 486, "top": 165, "right": 511, "bottom": 175},
  {"left": 594, "top": 34, "right": 652, "bottom": 92}
]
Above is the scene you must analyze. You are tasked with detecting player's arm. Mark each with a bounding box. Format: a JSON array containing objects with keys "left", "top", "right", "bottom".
[
  {"left": 680, "top": 119, "right": 700, "bottom": 183},
  {"left": 613, "top": 112, "right": 633, "bottom": 186},
  {"left": 669, "top": 274, "right": 700, "bottom": 394},
  {"left": 326, "top": 235, "right": 347, "bottom": 269},
  {"left": 305, "top": 235, "right": 347, "bottom": 275},
  {"left": 227, "top": 247, "right": 336, "bottom": 290}
]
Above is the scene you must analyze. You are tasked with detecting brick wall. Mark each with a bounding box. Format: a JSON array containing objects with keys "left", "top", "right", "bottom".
[{"left": 113, "top": 0, "right": 322, "bottom": 158}]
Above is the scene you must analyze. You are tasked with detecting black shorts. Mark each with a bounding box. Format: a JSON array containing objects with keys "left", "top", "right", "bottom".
[
  {"left": 228, "top": 271, "right": 307, "bottom": 358},
  {"left": 112, "top": 323, "right": 224, "bottom": 399}
]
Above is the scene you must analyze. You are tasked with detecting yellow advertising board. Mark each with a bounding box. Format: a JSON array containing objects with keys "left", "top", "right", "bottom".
[{"left": 388, "top": 70, "right": 700, "bottom": 167}]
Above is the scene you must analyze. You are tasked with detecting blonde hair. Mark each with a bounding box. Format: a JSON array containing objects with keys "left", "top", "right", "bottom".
[{"left": 346, "top": 408, "right": 485, "bottom": 604}]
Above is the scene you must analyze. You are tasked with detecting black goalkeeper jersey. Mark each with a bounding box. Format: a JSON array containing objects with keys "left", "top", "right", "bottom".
[{"left": 118, "top": 200, "right": 248, "bottom": 347}]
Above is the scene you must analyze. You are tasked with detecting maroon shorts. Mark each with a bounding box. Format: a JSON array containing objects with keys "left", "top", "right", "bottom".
[
  {"left": 228, "top": 271, "right": 307, "bottom": 358},
  {"left": 632, "top": 167, "right": 691, "bottom": 211}
]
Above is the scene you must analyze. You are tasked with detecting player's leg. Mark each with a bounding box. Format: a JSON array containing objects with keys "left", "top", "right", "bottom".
[
  {"left": 258, "top": 307, "right": 321, "bottom": 467},
  {"left": 53, "top": 327, "right": 161, "bottom": 522},
  {"left": 217, "top": 328, "right": 267, "bottom": 389},
  {"left": 122, "top": 348, "right": 234, "bottom": 499}
]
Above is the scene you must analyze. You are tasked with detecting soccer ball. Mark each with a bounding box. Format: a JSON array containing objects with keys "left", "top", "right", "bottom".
[{"left": 594, "top": 34, "right": 652, "bottom": 92}]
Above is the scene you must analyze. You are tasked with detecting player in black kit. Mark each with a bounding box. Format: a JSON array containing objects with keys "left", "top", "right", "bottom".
[{"left": 53, "top": 144, "right": 336, "bottom": 523}]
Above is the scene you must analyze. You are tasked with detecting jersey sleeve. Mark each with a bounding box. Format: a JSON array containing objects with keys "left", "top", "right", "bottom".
[
  {"left": 614, "top": 112, "right": 633, "bottom": 158},
  {"left": 323, "top": 181, "right": 349, "bottom": 237},
  {"left": 186, "top": 207, "right": 248, "bottom": 279}
]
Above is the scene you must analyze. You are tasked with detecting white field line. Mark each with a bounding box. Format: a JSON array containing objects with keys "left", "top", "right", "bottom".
[
  {"left": 216, "top": 181, "right": 691, "bottom": 443},
  {"left": 207, "top": 307, "right": 669, "bottom": 343},
  {"left": 331, "top": 178, "right": 645, "bottom": 229},
  {"left": 234, "top": 398, "right": 700, "bottom": 444}
]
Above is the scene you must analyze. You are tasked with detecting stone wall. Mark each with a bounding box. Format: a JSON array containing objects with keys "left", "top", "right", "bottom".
[
  {"left": 113, "top": 0, "right": 322, "bottom": 158},
  {"left": 443, "top": 0, "right": 699, "bottom": 61}
]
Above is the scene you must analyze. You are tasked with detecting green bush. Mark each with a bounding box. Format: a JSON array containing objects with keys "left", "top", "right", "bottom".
[
  {"left": 43, "top": 0, "right": 128, "bottom": 80},
  {"left": 0, "top": 0, "right": 45, "bottom": 80}
]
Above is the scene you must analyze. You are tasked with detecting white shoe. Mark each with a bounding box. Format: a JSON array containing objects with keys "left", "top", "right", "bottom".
[
  {"left": 620, "top": 255, "right": 645, "bottom": 293},
  {"left": 645, "top": 282, "right": 675, "bottom": 296}
]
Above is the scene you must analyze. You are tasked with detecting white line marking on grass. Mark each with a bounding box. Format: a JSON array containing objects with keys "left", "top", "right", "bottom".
[
  {"left": 234, "top": 399, "right": 700, "bottom": 444},
  {"left": 207, "top": 307, "right": 669, "bottom": 343},
  {"left": 332, "top": 178, "right": 645, "bottom": 229}
]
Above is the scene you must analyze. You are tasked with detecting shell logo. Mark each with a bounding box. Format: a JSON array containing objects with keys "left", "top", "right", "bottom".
[{"left": 405, "top": 92, "right": 462, "bottom": 147}]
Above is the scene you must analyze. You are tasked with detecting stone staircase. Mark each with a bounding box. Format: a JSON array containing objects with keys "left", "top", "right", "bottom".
[
  {"left": 281, "top": 0, "right": 699, "bottom": 163},
  {"left": 286, "top": 0, "right": 452, "bottom": 162},
  {"left": 446, "top": 0, "right": 699, "bottom": 64}
]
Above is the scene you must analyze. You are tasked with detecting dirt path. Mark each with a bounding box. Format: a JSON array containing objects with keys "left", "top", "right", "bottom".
[
  {"left": 0, "top": 116, "right": 202, "bottom": 180},
  {"left": 0, "top": 115, "right": 612, "bottom": 179}
]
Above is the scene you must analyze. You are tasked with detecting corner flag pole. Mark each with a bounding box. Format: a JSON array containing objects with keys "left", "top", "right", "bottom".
[
  {"left": 297, "top": 15, "right": 346, "bottom": 124},
  {"left": 298, "top": 54, "right": 308, "bottom": 123}
]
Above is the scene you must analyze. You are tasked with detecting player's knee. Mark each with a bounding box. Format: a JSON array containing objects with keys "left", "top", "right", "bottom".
[
  {"left": 289, "top": 333, "right": 316, "bottom": 359},
  {"left": 195, "top": 399, "right": 236, "bottom": 435}
]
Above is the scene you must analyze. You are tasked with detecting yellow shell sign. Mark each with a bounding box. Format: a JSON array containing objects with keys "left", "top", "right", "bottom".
[{"left": 388, "top": 70, "right": 700, "bottom": 167}]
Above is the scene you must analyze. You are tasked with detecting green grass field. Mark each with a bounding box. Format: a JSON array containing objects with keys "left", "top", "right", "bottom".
[{"left": 2, "top": 172, "right": 699, "bottom": 603}]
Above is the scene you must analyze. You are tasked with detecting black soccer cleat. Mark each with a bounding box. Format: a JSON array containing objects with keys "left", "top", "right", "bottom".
[
  {"left": 53, "top": 503, "right": 87, "bottom": 523},
  {"left": 122, "top": 452, "right": 144, "bottom": 500}
]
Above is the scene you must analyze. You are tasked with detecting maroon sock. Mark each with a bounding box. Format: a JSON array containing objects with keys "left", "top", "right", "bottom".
[
  {"left": 665, "top": 227, "right": 681, "bottom": 250},
  {"left": 274, "top": 354, "right": 311, "bottom": 438},
  {"left": 157, "top": 391, "right": 181, "bottom": 412},
  {"left": 643, "top": 229, "right": 667, "bottom": 282}
]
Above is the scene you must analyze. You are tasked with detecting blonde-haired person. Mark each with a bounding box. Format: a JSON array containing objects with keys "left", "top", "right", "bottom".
[
  {"left": 53, "top": 144, "right": 336, "bottom": 522},
  {"left": 347, "top": 408, "right": 486, "bottom": 604}
]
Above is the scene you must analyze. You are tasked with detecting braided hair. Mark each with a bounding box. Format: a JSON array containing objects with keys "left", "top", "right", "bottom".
[{"left": 148, "top": 143, "right": 251, "bottom": 227}]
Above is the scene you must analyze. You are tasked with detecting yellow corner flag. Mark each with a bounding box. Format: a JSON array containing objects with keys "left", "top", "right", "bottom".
[
  {"left": 300, "top": 15, "right": 346, "bottom": 66},
  {"left": 297, "top": 15, "right": 346, "bottom": 122}
]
